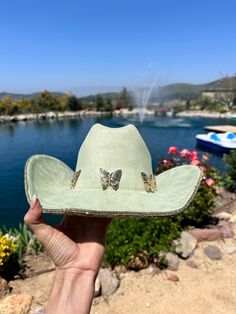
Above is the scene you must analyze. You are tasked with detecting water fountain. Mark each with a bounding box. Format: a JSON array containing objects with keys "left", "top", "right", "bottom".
[{"left": 131, "top": 72, "right": 160, "bottom": 123}]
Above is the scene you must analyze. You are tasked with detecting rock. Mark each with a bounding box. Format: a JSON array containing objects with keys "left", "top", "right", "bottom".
[
  {"left": 114, "top": 265, "right": 128, "bottom": 273},
  {"left": 215, "top": 212, "right": 232, "bottom": 220},
  {"left": 146, "top": 264, "right": 160, "bottom": 276},
  {"left": 189, "top": 228, "right": 221, "bottom": 242},
  {"left": 223, "top": 245, "right": 236, "bottom": 254},
  {"left": 30, "top": 306, "right": 45, "bottom": 314},
  {"left": 46, "top": 112, "right": 56, "bottom": 119},
  {"left": 166, "top": 253, "right": 179, "bottom": 271},
  {"left": 216, "top": 220, "right": 235, "bottom": 238},
  {"left": 98, "top": 268, "right": 119, "bottom": 296},
  {"left": 229, "top": 213, "right": 236, "bottom": 223},
  {"left": 166, "top": 273, "right": 179, "bottom": 282},
  {"left": 94, "top": 276, "right": 101, "bottom": 297},
  {"left": 186, "top": 260, "right": 199, "bottom": 269},
  {"left": 128, "top": 251, "right": 149, "bottom": 270},
  {"left": 175, "top": 231, "right": 197, "bottom": 259},
  {"left": 204, "top": 245, "right": 222, "bottom": 260},
  {"left": 16, "top": 115, "right": 27, "bottom": 121},
  {"left": 0, "top": 278, "right": 9, "bottom": 298},
  {"left": 0, "top": 293, "right": 32, "bottom": 314}
]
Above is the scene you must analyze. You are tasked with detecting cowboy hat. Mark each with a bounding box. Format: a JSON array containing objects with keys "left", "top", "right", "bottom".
[{"left": 24, "top": 123, "right": 202, "bottom": 217}]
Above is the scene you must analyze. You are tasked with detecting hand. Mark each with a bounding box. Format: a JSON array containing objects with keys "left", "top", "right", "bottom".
[{"left": 24, "top": 195, "right": 111, "bottom": 314}]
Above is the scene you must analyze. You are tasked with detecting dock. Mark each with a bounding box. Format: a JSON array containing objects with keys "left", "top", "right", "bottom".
[{"left": 204, "top": 125, "right": 236, "bottom": 134}]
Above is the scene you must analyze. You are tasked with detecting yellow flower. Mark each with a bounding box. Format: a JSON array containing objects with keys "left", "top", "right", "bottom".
[{"left": 0, "top": 235, "right": 17, "bottom": 270}]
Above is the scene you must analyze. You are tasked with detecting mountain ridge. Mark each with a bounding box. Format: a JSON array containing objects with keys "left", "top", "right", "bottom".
[{"left": 1, "top": 76, "right": 235, "bottom": 102}]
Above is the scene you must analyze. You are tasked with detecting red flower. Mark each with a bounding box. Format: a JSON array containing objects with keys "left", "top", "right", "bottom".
[
  {"left": 168, "top": 146, "right": 178, "bottom": 155},
  {"left": 180, "top": 149, "right": 191, "bottom": 159},
  {"left": 200, "top": 166, "right": 207, "bottom": 172},
  {"left": 191, "top": 159, "right": 201, "bottom": 166},
  {"left": 190, "top": 150, "right": 198, "bottom": 161},
  {"left": 202, "top": 154, "right": 208, "bottom": 161},
  {"left": 205, "top": 178, "right": 215, "bottom": 186}
]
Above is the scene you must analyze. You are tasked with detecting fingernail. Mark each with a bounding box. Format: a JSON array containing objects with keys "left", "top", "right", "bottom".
[{"left": 30, "top": 194, "right": 37, "bottom": 209}]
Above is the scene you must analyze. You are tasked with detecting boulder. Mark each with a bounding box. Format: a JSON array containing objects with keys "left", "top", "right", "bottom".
[
  {"left": 189, "top": 228, "right": 221, "bottom": 242},
  {"left": 146, "top": 264, "right": 160, "bottom": 276},
  {"left": 214, "top": 212, "right": 232, "bottom": 220},
  {"left": 175, "top": 231, "right": 197, "bottom": 259},
  {"left": 98, "top": 268, "right": 119, "bottom": 296},
  {"left": 229, "top": 213, "right": 236, "bottom": 223},
  {"left": 204, "top": 245, "right": 222, "bottom": 260},
  {"left": 0, "top": 293, "right": 32, "bottom": 314},
  {"left": 94, "top": 276, "right": 101, "bottom": 297},
  {"left": 30, "top": 306, "right": 45, "bottom": 314},
  {"left": 216, "top": 220, "right": 235, "bottom": 238},
  {"left": 166, "top": 253, "right": 179, "bottom": 271},
  {"left": 0, "top": 277, "right": 9, "bottom": 298},
  {"left": 46, "top": 112, "right": 56, "bottom": 119},
  {"left": 223, "top": 245, "right": 236, "bottom": 255}
]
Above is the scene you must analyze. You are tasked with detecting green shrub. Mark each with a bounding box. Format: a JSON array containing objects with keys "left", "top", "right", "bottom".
[
  {"left": 223, "top": 150, "right": 236, "bottom": 192},
  {"left": 104, "top": 218, "right": 180, "bottom": 268}
]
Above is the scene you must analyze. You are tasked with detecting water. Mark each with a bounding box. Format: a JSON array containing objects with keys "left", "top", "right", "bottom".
[
  {"left": 0, "top": 115, "right": 234, "bottom": 227},
  {"left": 132, "top": 75, "right": 159, "bottom": 123}
]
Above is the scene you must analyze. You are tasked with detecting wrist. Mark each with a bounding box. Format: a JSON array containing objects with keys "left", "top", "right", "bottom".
[{"left": 46, "top": 268, "right": 97, "bottom": 314}]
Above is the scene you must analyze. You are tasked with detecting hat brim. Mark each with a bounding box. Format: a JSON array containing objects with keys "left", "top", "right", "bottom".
[{"left": 25, "top": 155, "right": 202, "bottom": 218}]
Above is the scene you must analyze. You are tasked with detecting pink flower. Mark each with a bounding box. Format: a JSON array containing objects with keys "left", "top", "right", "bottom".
[
  {"left": 180, "top": 149, "right": 191, "bottom": 159},
  {"left": 202, "top": 154, "right": 208, "bottom": 161},
  {"left": 191, "top": 159, "right": 201, "bottom": 166},
  {"left": 190, "top": 151, "right": 198, "bottom": 160},
  {"left": 200, "top": 166, "right": 207, "bottom": 172},
  {"left": 205, "top": 178, "right": 215, "bottom": 186},
  {"left": 168, "top": 146, "right": 178, "bottom": 155}
]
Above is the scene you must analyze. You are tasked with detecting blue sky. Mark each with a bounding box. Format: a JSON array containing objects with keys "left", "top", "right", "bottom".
[{"left": 0, "top": 0, "right": 235, "bottom": 95}]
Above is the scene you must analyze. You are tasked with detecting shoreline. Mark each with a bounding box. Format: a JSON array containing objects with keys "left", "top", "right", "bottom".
[
  {"left": 0, "top": 109, "right": 234, "bottom": 124},
  {"left": 176, "top": 110, "right": 233, "bottom": 119},
  {"left": 0, "top": 109, "right": 154, "bottom": 124}
]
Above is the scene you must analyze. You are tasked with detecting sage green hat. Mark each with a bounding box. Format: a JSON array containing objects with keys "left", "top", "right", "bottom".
[{"left": 24, "top": 123, "right": 202, "bottom": 217}]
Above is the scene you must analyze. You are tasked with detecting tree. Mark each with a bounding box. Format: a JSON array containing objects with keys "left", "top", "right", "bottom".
[
  {"left": 95, "top": 95, "right": 105, "bottom": 112},
  {"left": 104, "top": 97, "right": 113, "bottom": 112},
  {"left": 119, "top": 87, "right": 131, "bottom": 108},
  {"left": 0, "top": 96, "right": 19, "bottom": 115},
  {"left": 214, "top": 75, "right": 236, "bottom": 110},
  {"left": 34, "top": 91, "right": 59, "bottom": 112}
]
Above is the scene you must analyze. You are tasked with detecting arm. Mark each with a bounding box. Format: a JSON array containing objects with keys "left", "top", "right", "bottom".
[{"left": 24, "top": 195, "right": 111, "bottom": 314}]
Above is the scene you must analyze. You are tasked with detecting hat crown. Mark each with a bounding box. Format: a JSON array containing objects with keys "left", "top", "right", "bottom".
[{"left": 75, "top": 123, "right": 152, "bottom": 191}]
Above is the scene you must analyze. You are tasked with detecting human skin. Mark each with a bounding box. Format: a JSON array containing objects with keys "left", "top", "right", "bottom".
[{"left": 24, "top": 195, "right": 111, "bottom": 314}]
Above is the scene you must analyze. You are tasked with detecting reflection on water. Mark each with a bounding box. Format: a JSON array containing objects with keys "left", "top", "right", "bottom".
[{"left": 0, "top": 115, "right": 234, "bottom": 227}]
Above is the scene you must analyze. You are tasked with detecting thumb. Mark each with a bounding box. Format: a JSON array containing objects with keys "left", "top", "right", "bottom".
[{"left": 24, "top": 195, "right": 56, "bottom": 249}]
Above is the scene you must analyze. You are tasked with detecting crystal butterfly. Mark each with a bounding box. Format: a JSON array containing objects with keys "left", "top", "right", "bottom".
[
  {"left": 100, "top": 168, "right": 122, "bottom": 191},
  {"left": 141, "top": 172, "right": 156, "bottom": 193},
  {"left": 70, "top": 170, "right": 81, "bottom": 189}
]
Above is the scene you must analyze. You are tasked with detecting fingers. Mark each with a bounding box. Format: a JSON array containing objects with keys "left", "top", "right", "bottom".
[{"left": 24, "top": 195, "right": 55, "bottom": 248}]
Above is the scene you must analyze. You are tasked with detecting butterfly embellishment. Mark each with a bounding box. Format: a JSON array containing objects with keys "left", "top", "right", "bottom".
[
  {"left": 70, "top": 170, "right": 81, "bottom": 189},
  {"left": 141, "top": 172, "right": 156, "bottom": 193},
  {"left": 100, "top": 168, "right": 122, "bottom": 191}
]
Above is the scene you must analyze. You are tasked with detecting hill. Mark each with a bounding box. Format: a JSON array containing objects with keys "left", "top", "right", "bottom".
[{"left": 1, "top": 76, "right": 235, "bottom": 103}]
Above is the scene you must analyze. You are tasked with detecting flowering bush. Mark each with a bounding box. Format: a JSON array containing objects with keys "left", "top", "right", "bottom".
[
  {"left": 223, "top": 150, "right": 236, "bottom": 192},
  {"left": 156, "top": 147, "right": 219, "bottom": 227},
  {"left": 0, "top": 234, "right": 17, "bottom": 278}
]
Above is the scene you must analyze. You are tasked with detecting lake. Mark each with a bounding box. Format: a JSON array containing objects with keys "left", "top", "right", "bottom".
[{"left": 0, "top": 115, "right": 233, "bottom": 227}]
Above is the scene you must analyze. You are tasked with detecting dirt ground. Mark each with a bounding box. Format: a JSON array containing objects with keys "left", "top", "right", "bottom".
[
  {"left": 91, "top": 241, "right": 236, "bottom": 314},
  {"left": 8, "top": 223, "right": 236, "bottom": 314},
  {"left": 8, "top": 195, "right": 236, "bottom": 314}
]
